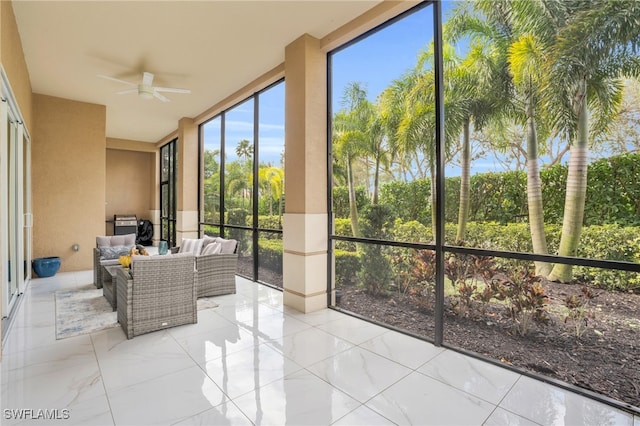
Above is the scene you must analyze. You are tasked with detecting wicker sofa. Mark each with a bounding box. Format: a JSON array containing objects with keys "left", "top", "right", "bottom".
[
  {"left": 116, "top": 252, "right": 197, "bottom": 339},
  {"left": 173, "top": 236, "right": 239, "bottom": 298},
  {"left": 93, "top": 233, "right": 136, "bottom": 288}
]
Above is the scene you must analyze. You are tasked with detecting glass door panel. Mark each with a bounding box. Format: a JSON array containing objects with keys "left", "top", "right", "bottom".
[{"left": 7, "top": 112, "right": 18, "bottom": 309}]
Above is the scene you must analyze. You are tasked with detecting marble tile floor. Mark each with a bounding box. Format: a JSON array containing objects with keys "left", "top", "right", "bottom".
[{"left": 1, "top": 270, "right": 638, "bottom": 425}]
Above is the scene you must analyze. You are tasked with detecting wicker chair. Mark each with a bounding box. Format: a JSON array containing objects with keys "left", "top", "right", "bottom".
[
  {"left": 172, "top": 237, "right": 239, "bottom": 298},
  {"left": 195, "top": 250, "right": 238, "bottom": 297},
  {"left": 93, "top": 233, "right": 136, "bottom": 288},
  {"left": 116, "top": 253, "right": 197, "bottom": 339}
]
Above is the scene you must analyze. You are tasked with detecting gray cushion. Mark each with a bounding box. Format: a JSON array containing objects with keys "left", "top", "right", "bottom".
[
  {"left": 202, "top": 236, "right": 217, "bottom": 249},
  {"left": 96, "top": 234, "right": 136, "bottom": 248},
  {"left": 201, "top": 242, "right": 222, "bottom": 255},
  {"left": 99, "top": 245, "right": 131, "bottom": 260},
  {"left": 215, "top": 237, "right": 238, "bottom": 254},
  {"left": 99, "top": 258, "right": 120, "bottom": 267}
]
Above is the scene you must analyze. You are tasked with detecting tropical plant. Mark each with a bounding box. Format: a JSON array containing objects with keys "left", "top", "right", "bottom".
[
  {"left": 448, "top": 0, "right": 555, "bottom": 275},
  {"left": 258, "top": 164, "right": 284, "bottom": 223},
  {"left": 332, "top": 82, "right": 374, "bottom": 239},
  {"left": 202, "top": 149, "right": 220, "bottom": 221},
  {"left": 543, "top": 0, "right": 640, "bottom": 282}
]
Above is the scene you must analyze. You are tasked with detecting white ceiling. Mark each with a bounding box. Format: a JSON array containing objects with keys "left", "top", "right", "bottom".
[{"left": 12, "top": 0, "right": 381, "bottom": 142}]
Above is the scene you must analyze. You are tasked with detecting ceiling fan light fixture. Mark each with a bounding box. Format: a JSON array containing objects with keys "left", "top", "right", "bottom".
[{"left": 138, "top": 85, "right": 154, "bottom": 100}]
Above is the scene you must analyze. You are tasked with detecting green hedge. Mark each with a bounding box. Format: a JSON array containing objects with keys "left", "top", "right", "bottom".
[
  {"left": 258, "top": 239, "right": 283, "bottom": 274},
  {"left": 332, "top": 186, "right": 370, "bottom": 219},
  {"left": 335, "top": 153, "right": 640, "bottom": 227},
  {"left": 334, "top": 220, "right": 640, "bottom": 292}
]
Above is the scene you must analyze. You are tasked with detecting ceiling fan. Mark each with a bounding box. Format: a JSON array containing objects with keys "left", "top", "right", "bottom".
[{"left": 97, "top": 71, "right": 190, "bottom": 102}]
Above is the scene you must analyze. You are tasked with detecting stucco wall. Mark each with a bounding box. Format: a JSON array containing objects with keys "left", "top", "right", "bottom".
[
  {"left": 1, "top": 0, "right": 33, "bottom": 131},
  {"left": 32, "top": 94, "right": 106, "bottom": 272},
  {"left": 105, "top": 148, "right": 152, "bottom": 234}
]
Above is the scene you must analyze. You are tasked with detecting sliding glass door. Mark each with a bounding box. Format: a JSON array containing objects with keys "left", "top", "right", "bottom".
[
  {"left": 160, "top": 139, "right": 177, "bottom": 247},
  {"left": 1, "top": 71, "right": 31, "bottom": 333}
]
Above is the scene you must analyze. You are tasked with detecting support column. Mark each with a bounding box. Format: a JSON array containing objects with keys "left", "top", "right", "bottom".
[
  {"left": 283, "top": 34, "right": 328, "bottom": 313},
  {"left": 176, "top": 117, "right": 199, "bottom": 243}
]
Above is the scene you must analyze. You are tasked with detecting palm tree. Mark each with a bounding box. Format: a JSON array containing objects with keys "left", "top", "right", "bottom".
[
  {"left": 235, "top": 139, "right": 253, "bottom": 164},
  {"left": 447, "top": 36, "right": 511, "bottom": 242},
  {"left": 332, "top": 82, "right": 372, "bottom": 238},
  {"left": 544, "top": 0, "right": 640, "bottom": 282},
  {"left": 203, "top": 149, "right": 220, "bottom": 220},
  {"left": 364, "top": 100, "right": 389, "bottom": 205},
  {"left": 507, "top": 32, "right": 555, "bottom": 276},
  {"left": 447, "top": 0, "right": 575, "bottom": 277},
  {"left": 258, "top": 165, "right": 284, "bottom": 219},
  {"left": 380, "top": 44, "right": 468, "bottom": 240}
]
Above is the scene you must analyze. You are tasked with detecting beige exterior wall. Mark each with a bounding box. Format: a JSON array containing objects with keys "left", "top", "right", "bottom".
[
  {"left": 105, "top": 148, "right": 152, "bottom": 233},
  {"left": 1, "top": 0, "right": 34, "bottom": 349},
  {"left": 1, "top": 0, "right": 32, "bottom": 132},
  {"left": 32, "top": 94, "right": 106, "bottom": 272}
]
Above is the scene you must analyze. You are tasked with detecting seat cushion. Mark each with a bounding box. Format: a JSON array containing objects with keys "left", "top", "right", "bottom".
[{"left": 99, "top": 258, "right": 121, "bottom": 267}]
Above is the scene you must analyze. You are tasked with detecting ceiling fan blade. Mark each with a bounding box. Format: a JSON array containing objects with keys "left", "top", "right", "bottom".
[
  {"left": 97, "top": 74, "right": 136, "bottom": 86},
  {"left": 142, "top": 72, "right": 154, "bottom": 86},
  {"left": 154, "top": 87, "right": 191, "bottom": 94},
  {"left": 115, "top": 88, "right": 138, "bottom": 95},
  {"left": 153, "top": 91, "right": 170, "bottom": 102}
]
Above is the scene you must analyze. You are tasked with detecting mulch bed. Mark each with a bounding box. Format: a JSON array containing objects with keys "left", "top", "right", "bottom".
[
  {"left": 337, "top": 280, "right": 640, "bottom": 411},
  {"left": 237, "top": 255, "right": 639, "bottom": 410}
]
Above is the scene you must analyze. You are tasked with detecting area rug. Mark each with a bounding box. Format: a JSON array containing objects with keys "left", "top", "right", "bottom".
[{"left": 55, "top": 284, "right": 220, "bottom": 340}]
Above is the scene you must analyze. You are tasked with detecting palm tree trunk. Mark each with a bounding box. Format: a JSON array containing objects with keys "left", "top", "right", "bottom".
[
  {"left": 525, "top": 102, "right": 551, "bottom": 277},
  {"left": 372, "top": 153, "right": 380, "bottom": 205},
  {"left": 456, "top": 118, "right": 471, "bottom": 243},
  {"left": 548, "top": 88, "right": 588, "bottom": 283},
  {"left": 347, "top": 157, "right": 360, "bottom": 238}
]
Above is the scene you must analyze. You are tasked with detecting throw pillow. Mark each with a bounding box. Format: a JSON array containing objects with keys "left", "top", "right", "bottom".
[
  {"left": 99, "top": 245, "right": 131, "bottom": 260},
  {"left": 178, "top": 238, "right": 204, "bottom": 255},
  {"left": 202, "top": 236, "right": 217, "bottom": 250},
  {"left": 215, "top": 237, "right": 238, "bottom": 254},
  {"left": 201, "top": 242, "right": 222, "bottom": 256}
]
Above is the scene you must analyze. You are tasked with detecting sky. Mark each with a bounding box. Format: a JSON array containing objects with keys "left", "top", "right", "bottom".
[{"left": 201, "top": 1, "right": 510, "bottom": 177}]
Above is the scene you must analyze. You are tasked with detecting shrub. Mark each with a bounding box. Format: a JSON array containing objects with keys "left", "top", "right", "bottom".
[
  {"left": 574, "top": 225, "right": 640, "bottom": 291},
  {"left": 258, "top": 238, "right": 282, "bottom": 273},
  {"left": 358, "top": 205, "right": 394, "bottom": 296},
  {"left": 333, "top": 218, "right": 357, "bottom": 251},
  {"left": 227, "top": 208, "right": 249, "bottom": 252},
  {"left": 257, "top": 215, "right": 282, "bottom": 231},
  {"left": 393, "top": 219, "right": 431, "bottom": 243},
  {"left": 493, "top": 267, "right": 549, "bottom": 336},
  {"left": 379, "top": 180, "right": 431, "bottom": 225},
  {"left": 334, "top": 249, "right": 361, "bottom": 286},
  {"left": 333, "top": 185, "right": 370, "bottom": 219},
  {"left": 418, "top": 220, "right": 640, "bottom": 292}
]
